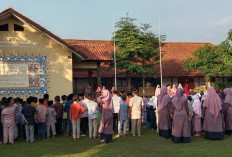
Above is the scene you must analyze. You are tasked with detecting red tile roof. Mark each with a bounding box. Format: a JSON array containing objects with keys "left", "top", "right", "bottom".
[
  {"left": 65, "top": 40, "right": 113, "bottom": 61},
  {"left": 0, "top": 7, "right": 86, "bottom": 60},
  {"left": 72, "top": 41, "right": 213, "bottom": 78},
  {"left": 158, "top": 42, "right": 212, "bottom": 77}
]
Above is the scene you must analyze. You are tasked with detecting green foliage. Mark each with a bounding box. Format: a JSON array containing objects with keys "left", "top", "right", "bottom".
[
  {"left": 211, "top": 82, "right": 232, "bottom": 90},
  {"left": 110, "top": 16, "right": 161, "bottom": 78},
  {"left": 183, "top": 40, "right": 232, "bottom": 81}
]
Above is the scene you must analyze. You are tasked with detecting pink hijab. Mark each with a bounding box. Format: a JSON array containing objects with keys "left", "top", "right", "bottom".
[
  {"left": 155, "top": 85, "right": 161, "bottom": 97},
  {"left": 172, "top": 88, "right": 187, "bottom": 111},
  {"left": 224, "top": 88, "right": 232, "bottom": 106},
  {"left": 98, "top": 89, "right": 114, "bottom": 134},
  {"left": 157, "top": 86, "right": 171, "bottom": 110},
  {"left": 203, "top": 87, "right": 222, "bottom": 119},
  {"left": 101, "top": 90, "right": 114, "bottom": 113}
]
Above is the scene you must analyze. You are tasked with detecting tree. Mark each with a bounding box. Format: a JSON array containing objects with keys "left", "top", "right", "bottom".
[
  {"left": 138, "top": 24, "right": 160, "bottom": 96},
  {"left": 110, "top": 16, "right": 160, "bottom": 95},
  {"left": 183, "top": 38, "right": 232, "bottom": 86}
]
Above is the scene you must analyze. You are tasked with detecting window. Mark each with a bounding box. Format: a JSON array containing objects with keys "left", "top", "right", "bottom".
[
  {"left": 14, "top": 24, "right": 24, "bottom": 31},
  {"left": 0, "top": 24, "right": 9, "bottom": 31}
]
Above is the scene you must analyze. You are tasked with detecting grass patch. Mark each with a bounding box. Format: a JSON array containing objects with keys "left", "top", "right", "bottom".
[{"left": 1, "top": 127, "right": 232, "bottom": 157}]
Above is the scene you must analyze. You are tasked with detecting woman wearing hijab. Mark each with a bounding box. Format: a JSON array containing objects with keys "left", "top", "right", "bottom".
[
  {"left": 178, "top": 83, "right": 183, "bottom": 89},
  {"left": 223, "top": 88, "right": 232, "bottom": 135},
  {"left": 171, "top": 88, "right": 190, "bottom": 143},
  {"left": 203, "top": 87, "right": 224, "bottom": 140},
  {"left": 192, "top": 95, "right": 202, "bottom": 136},
  {"left": 97, "top": 89, "right": 114, "bottom": 144},
  {"left": 157, "top": 86, "right": 172, "bottom": 138}
]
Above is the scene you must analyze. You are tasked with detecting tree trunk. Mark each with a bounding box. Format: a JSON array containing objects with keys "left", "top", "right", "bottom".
[
  {"left": 127, "top": 74, "right": 131, "bottom": 91},
  {"left": 142, "top": 72, "right": 145, "bottom": 98}
]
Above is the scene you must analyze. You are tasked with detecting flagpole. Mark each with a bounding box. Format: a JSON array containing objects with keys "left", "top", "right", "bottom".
[
  {"left": 159, "top": 16, "right": 163, "bottom": 87},
  {"left": 113, "top": 17, "right": 117, "bottom": 91}
]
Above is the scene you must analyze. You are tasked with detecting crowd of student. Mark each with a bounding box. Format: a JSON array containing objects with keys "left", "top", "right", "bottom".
[
  {"left": 0, "top": 83, "right": 232, "bottom": 144},
  {"left": 154, "top": 84, "right": 232, "bottom": 143}
]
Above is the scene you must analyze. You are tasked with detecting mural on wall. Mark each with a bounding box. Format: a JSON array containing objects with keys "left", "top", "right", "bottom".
[{"left": 0, "top": 56, "right": 47, "bottom": 95}]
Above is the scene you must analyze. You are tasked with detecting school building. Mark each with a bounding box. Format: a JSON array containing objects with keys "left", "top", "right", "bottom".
[
  {"left": 0, "top": 7, "right": 226, "bottom": 98},
  {"left": 66, "top": 40, "right": 216, "bottom": 95}
]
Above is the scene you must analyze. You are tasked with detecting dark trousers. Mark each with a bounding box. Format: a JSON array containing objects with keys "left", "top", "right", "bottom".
[
  {"left": 113, "top": 113, "right": 119, "bottom": 131},
  {"left": 38, "top": 122, "right": 46, "bottom": 139},
  {"left": 80, "top": 117, "right": 88, "bottom": 134},
  {"left": 63, "top": 119, "right": 67, "bottom": 134},
  {"left": 150, "top": 109, "right": 157, "bottom": 130},
  {"left": 0, "top": 124, "right": 3, "bottom": 141},
  {"left": 17, "top": 123, "right": 22, "bottom": 138},
  {"left": 22, "top": 124, "right": 26, "bottom": 139},
  {"left": 34, "top": 123, "right": 38, "bottom": 136},
  {"left": 56, "top": 118, "right": 63, "bottom": 135},
  {"left": 66, "top": 119, "right": 72, "bottom": 135}
]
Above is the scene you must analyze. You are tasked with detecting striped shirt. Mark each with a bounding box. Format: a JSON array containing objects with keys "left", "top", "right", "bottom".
[{"left": 36, "top": 105, "right": 47, "bottom": 123}]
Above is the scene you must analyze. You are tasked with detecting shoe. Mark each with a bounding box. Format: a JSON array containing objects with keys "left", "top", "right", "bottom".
[
  {"left": 116, "top": 134, "right": 120, "bottom": 137},
  {"left": 81, "top": 134, "right": 86, "bottom": 137},
  {"left": 100, "top": 139, "right": 106, "bottom": 144}
]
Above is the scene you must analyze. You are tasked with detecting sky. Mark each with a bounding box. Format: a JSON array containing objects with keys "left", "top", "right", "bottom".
[{"left": 1, "top": 0, "right": 232, "bottom": 44}]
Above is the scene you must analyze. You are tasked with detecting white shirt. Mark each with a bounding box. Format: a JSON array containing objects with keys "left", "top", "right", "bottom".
[
  {"left": 152, "top": 97, "right": 158, "bottom": 109},
  {"left": 129, "top": 96, "right": 144, "bottom": 119},
  {"left": 81, "top": 99, "right": 90, "bottom": 118},
  {"left": 112, "top": 95, "right": 122, "bottom": 113},
  {"left": 87, "top": 101, "right": 98, "bottom": 119}
]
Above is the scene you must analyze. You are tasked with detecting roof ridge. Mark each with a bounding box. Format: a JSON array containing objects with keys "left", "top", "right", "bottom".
[
  {"left": 65, "top": 39, "right": 112, "bottom": 42},
  {"left": 163, "top": 41, "right": 213, "bottom": 45},
  {"left": 65, "top": 39, "right": 213, "bottom": 45},
  {"left": 0, "top": 7, "right": 87, "bottom": 60}
]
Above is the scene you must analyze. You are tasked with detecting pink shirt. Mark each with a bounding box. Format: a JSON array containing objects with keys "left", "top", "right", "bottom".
[{"left": 1, "top": 107, "right": 15, "bottom": 127}]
